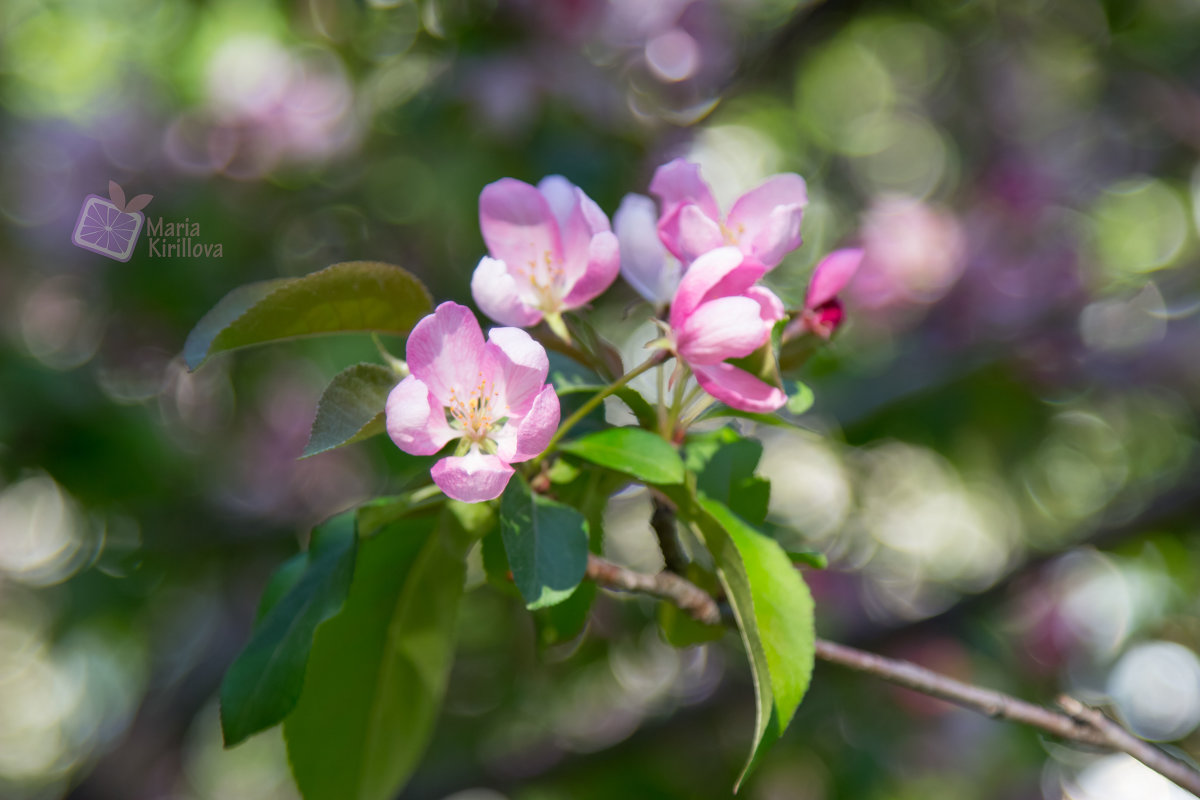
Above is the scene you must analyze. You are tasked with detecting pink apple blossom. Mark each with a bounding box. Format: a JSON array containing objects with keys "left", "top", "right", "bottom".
[
  {"left": 650, "top": 158, "right": 808, "bottom": 268},
  {"left": 471, "top": 175, "right": 620, "bottom": 331},
  {"left": 614, "top": 192, "right": 681, "bottom": 306},
  {"left": 385, "top": 302, "right": 560, "bottom": 503},
  {"left": 790, "top": 248, "right": 863, "bottom": 340},
  {"left": 668, "top": 246, "right": 786, "bottom": 413}
]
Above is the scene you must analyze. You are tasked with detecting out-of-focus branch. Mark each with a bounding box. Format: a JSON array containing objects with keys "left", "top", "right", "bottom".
[{"left": 584, "top": 556, "right": 1200, "bottom": 797}]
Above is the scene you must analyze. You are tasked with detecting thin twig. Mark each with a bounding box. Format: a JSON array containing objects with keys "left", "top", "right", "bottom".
[
  {"left": 1058, "top": 695, "right": 1200, "bottom": 796},
  {"left": 583, "top": 556, "right": 1200, "bottom": 797}
]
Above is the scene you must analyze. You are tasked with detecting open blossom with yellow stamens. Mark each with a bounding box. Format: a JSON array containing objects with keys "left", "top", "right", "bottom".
[
  {"left": 386, "top": 302, "right": 560, "bottom": 503},
  {"left": 650, "top": 158, "right": 808, "bottom": 269},
  {"left": 470, "top": 176, "right": 620, "bottom": 338}
]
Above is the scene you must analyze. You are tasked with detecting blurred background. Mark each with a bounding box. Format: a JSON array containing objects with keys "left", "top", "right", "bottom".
[{"left": 3, "top": 0, "right": 1200, "bottom": 797}]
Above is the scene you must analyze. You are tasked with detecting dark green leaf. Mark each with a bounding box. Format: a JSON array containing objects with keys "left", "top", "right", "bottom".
[
  {"left": 535, "top": 581, "right": 596, "bottom": 646},
  {"left": 499, "top": 473, "right": 589, "bottom": 609},
  {"left": 559, "top": 428, "right": 684, "bottom": 485},
  {"left": 253, "top": 552, "right": 307, "bottom": 626},
  {"left": 684, "top": 429, "right": 770, "bottom": 525},
  {"left": 302, "top": 363, "right": 399, "bottom": 458},
  {"left": 220, "top": 513, "right": 357, "bottom": 747},
  {"left": 185, "top": 261, "right": 431, "bottom": 370},
  {"left": 284, "top": 504, "right": 481, "bottom": 800}
]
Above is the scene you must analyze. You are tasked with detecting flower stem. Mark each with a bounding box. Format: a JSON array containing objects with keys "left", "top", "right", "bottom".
[{"left": 531, "top": 350, "right": 669, "bottom": 469}]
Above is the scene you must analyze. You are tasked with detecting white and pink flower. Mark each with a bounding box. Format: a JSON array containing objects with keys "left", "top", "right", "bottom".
[
  {"left": 471, "top": 176, "right": 620, "bottom": 331},
  {"left": 668, "top": 247, "right": 786, "bottom": 413},
  {"left": 650, "top": 158, "right": 808, "bottom": 269},
  {"left": 385, "top": 302, "right": 560, "bottom": 503}
]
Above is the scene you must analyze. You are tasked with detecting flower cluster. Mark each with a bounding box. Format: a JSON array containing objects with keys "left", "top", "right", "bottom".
[{"left": 387, "top": 159, "right": 859, "bottom": 501}]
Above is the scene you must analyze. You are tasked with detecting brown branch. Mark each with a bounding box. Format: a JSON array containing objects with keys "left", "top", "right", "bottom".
[
  {"left": 586, "top": 555, "right": 721, "bottom": 626},
  {"left": 584, "top": 556, "right": 1200, "bottom": 797}
]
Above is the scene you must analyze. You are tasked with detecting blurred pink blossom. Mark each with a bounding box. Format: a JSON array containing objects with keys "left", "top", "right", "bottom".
[
  {"left": 386, "top": 302, "right": 560, "bottom": 503},
  {"left": 849, "top": 196, "right": 967, "bottom": 311}
]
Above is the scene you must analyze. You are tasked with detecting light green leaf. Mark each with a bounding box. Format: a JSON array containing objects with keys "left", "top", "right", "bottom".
[
  {"left": 185, "top": 261, "right": 431, "bottom": 370},
  {"left": 302, "top": 364, "right": 399, "bottom": 458},
  {"left": 686, "top": 494, "right": 815, "bottom": 790},
  {"left": 499, "top": 473, "right": 589, "bottom": 609},
  {"left": 283, "top": 504, "right": 481, "bottom": 800},
  {"left": 220, "top": 513, "right": 357, "bottom": 747},
  {"left": 784, "top": 381, "right": 814, "bottom": 415},
  {"left": 559, "top": 428, "right": 684, "bottom": 485}
]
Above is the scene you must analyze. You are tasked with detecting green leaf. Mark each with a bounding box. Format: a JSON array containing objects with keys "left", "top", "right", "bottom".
[
  {"left": 694, "top": 496, "right": 814, "bottom": 789},
  {"left": 684, "top": 429, "right": 770, "bottom": 526},
  {"left": 185, "top": 261, "right": 432, "bottom": 370},
  {"left": 657, "top": 564, "right": 725, "bottom": 648},
  {"left": 254, "top": 552, "right": 307, "bottom": 626},
  {"left": 302, "top": 363, "right": 399, "bottom": 458},
  {"left": 220, "top": 513, "right": 357, "bottom": 747},
  {"left": 356, "top": 489, "right": 445, "bottom": 537},
  {"left": 283, "top": 505, "right": 481, "bottom": 800},
  {"left": 499, "top": 473, "right": 589, "bottom": 609},
  {"left": 559, "top": 428, "right": 684, "bottom": 485},
  {"left": 784, "top": 380, "right": 814, "bottom": 415},
  {"left": 535, "top": 581, "right": 596, "bottom": 647}
]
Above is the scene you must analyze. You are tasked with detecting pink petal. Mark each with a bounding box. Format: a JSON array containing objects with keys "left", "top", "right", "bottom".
[
  {"left": 743, "top": 202, "right": 805, "bottom": 269},
  {"left": 614, "top": 193, "right": 680, "bottom": 305},
  {"left": 649, "top": 158, "right": 721, "bottom": 220},
  {"left": 692, "top": 362, "right": 787, "bottom": 413},
  {"left": 806, "top": 248, "right": 863, "bottom": 310},
  {"left": 431, "top": 451, "right": 515, "bottom": 503},
  {"left": 657, "top": 203, "right": 724, "bottom": 263},
  {"left": 385, "top": 376, "right": 458, "bottom": 456},
  {"left": 485, "top": 326, "right": 550, "bottom": 417},
  {"left": 669, "top": 247, "right": 763, "bottom": 330},
  {"left": 471, "top": 256, "right": 544, "bottom": 327},
  {"left": 746, "top": 285, "right": 786, "bottom": 324},
  {"left": 726, "top": 174, "right": 808, "bottom": 256},
  {"left": 479, "top": 178, "right": 563, "bottom": 274},
  {"left": 561, "top": 231, "right": 620, "bottom": 309},
  {"left": 406, "top": 302, "right": 487, "bottom": 406},
  {"left": 513, "top": 384, "right": 560, "bottom": 462},
  {"left": 538, "top": 176, "right": 591, "bottom": 269},
  {"left": 677, "top": 296, "right": 772, "bottom": 365}
]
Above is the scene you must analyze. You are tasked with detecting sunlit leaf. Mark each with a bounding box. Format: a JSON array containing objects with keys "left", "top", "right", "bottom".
[
  {"left": 184, "top": 261, "right": 431, "bottom": 370},
  {"left": 559, "top": 428, "right": 684, "bottom": 485}
]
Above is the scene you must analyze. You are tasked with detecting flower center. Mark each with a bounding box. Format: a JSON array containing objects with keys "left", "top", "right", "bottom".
[
  {"left": 447, "top": 372, "right": 507, "bottom": 443},
  {"left": 518, "top": 248, "right": 566, "bottom": 312},
  {"left": 720, "top": 221, "right": 746, "bottom": 246}
]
